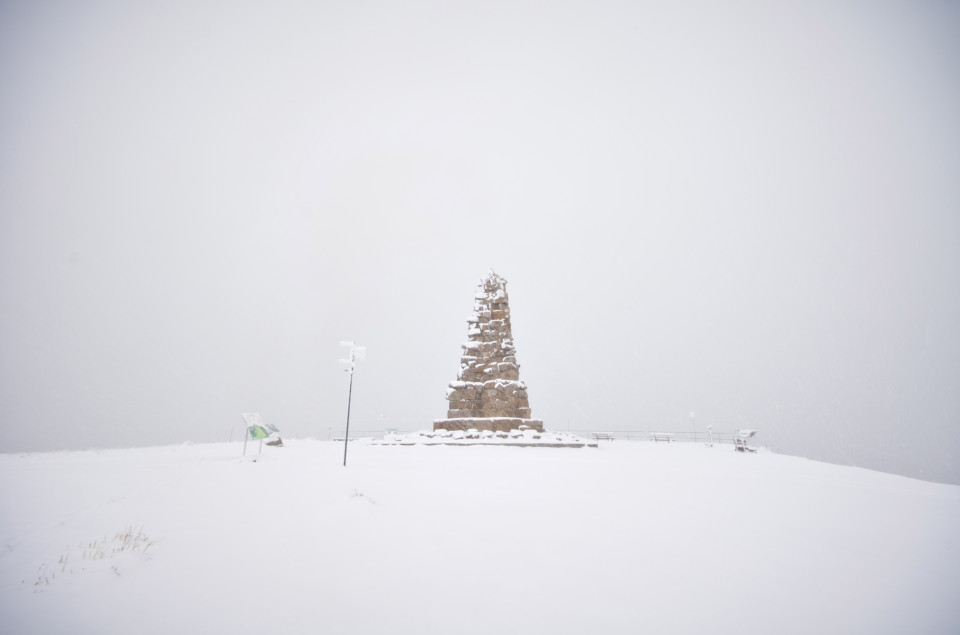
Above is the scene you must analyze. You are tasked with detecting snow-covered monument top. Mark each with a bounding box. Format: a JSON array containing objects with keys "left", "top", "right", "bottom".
[{"left": 434, "top": 270, "right": 544, "bottom": 433}]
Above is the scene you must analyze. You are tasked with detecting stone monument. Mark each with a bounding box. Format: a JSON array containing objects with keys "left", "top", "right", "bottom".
[{"left": 434, "top": 270, "right": 544, "bottom": 433}]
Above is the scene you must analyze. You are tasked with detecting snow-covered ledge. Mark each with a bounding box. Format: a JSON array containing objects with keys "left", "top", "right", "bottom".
[{"left": 374, "top": 429, "right": 592, "bottom": 448}]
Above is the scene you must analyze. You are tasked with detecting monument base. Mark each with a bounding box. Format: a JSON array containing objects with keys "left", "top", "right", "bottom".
[{"left": 434, "top": 417, "right": 544, "bottom": 433}]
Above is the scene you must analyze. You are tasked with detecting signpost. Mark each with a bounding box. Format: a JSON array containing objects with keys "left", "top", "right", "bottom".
[
  {"left": 339, "top": 341, "right": 366, "bottom": 467},
  {"left": 241, "top": 412, "right": 268, "bottom": 460}
]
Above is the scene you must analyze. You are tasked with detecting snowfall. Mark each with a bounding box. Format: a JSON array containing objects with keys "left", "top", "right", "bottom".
[{"left": 1, "top": 438, "right": 958, "bottom": 635}]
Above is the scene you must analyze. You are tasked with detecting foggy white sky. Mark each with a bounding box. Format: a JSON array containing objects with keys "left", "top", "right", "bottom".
[{"left": 1, "top": 1, "right": 958, "bottom": 483}]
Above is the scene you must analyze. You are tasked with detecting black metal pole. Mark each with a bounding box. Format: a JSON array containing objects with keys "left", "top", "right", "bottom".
[{"left": 343, "top": 365, "right": 354, "bottom": 467}]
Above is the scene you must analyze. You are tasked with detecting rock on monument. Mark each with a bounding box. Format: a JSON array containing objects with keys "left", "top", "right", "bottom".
[{"left": 434, "top": 270, "right": 544, "bottom": 433}]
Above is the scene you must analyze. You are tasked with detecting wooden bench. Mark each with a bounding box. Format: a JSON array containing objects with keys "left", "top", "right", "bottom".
[
  {"left": 649, "top": 432, "right": 675, "bottom": 443},
  {"left": 734, "top": 430, "right": 758, "bottom": 452},
  {"left": 591, "top": 432, "right": 615, "bottom": 442}
]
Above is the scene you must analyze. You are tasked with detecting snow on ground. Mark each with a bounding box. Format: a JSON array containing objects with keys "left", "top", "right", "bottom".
[{"left": 1, "top": 439, "right": 958, "bottom": 635}]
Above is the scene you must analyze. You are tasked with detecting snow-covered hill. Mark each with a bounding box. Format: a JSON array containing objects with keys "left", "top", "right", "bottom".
[{"left": 1, "top": 440, "right": 957, "bottom": 634}]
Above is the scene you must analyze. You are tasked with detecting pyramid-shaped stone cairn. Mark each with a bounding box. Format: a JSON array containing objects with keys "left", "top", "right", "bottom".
[{"left": 434, "top": 271, "right": 544, "bottom": 433}]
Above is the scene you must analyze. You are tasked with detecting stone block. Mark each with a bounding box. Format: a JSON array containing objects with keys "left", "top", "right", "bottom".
[{"left": 433, "top": 417, "right": 542, "bottom": 433}]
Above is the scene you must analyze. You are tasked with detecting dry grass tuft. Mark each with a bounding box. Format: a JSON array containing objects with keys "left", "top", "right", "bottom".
[{"left": 32, "top": 525, "right": 156, "bottom": 588}]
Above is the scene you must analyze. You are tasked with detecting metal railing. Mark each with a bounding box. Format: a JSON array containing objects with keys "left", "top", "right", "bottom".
[
  {"left": 571, "top": 430, "right": 751, "bottom": 446},
  {"left": 331, "top": 429, "right": 394, "bottom": 441},
  {"left": 328, "top": 427, "right": 756, "bottom": 447}
]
